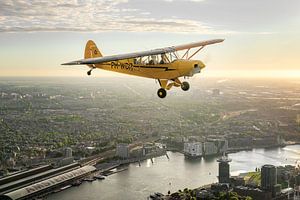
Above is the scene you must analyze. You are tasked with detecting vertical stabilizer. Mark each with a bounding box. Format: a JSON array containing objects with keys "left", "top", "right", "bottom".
[{"left": 84, "top": 40, "right": 103, "bottom": 59}]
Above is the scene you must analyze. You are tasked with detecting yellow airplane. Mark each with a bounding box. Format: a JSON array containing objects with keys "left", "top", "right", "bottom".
[{"left": 62, "top": 39, "right": 224, "bottom": 98}]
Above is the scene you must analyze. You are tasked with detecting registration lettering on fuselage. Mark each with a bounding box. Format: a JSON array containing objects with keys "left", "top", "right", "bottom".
[{"left": 111, "top": 62, "right": 134, "bottom": 71}]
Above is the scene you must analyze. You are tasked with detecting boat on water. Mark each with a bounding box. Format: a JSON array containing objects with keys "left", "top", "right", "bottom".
[
  {"left": 60, "top": 185, "right": 72, "bottom": 190},
  {"left": 94, "top": 174, "right": 105, "bottom": 180},
  {"left": 72, "top": 180, "right": 82, "bottom": 186},
  {"left": 83, "top": 177, "right": 96, "bottom": 182},
  {"left": 101, "top": 167, "right": 128, "bottom": 176}
]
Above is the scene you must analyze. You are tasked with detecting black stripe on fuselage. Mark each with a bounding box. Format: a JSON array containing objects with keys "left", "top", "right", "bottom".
[
  {"left": 133, "top": 65, "right": 176, "bottom": 71},
  {"left": 99, "top": 63, "right": 175, "bottom": 71}
]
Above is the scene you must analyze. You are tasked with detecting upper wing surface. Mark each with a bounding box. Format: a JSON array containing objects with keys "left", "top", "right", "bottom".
[{"left": 62, "top": 39, "right": 224, "bottom": 65}]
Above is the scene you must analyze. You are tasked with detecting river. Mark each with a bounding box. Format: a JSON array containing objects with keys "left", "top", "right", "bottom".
[{"left": 46, "top": 145, "right": 300, "bottom": 200}]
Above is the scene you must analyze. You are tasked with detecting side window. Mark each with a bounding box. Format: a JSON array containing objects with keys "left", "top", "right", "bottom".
[{"left": 159, "top": 53, "right": 169, "bottom": 64}]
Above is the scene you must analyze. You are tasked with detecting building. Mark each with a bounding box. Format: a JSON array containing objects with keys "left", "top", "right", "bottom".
[
  {"left": 203, "top": 141, "right": 218, "bottom": 156},
  {"left": 217, "top": 139, "right": 228, "bottom": 154},
  {"left": 273, "top": 184, "right": 281, "bottom": 197},
  {"left": 0, "top": 163, "right": 79, "bottom": 194},
  {"left": 142, "top": 143, "right": 156, "bottom": 155},
  {"left": 0, "top": 165, "right": 52, "bottom": 186},
  {"left": 183, "top": 142, "right": 202, "bottom": 158},
  {"left": 234, "top": 186, "right": 272, "bottom": 200},
  {"left": 116, "top": 143, "right": 129, "bottom": 159},
  {"left": 206, "top": 138, "right": 228, "bottom": 154},
  {"left": 261, "top": 164, "right": 277, "bottom": 194},
  {"left": 217, "top": 154, "right": 232, "bottom": 183},
  {"left": 59, "top": 147, "right": 74, "bottom": 166},
  {"left": 295, "top": 174, "right": 300, "bottom": 186},
  {"left": 230, "top": 176, "right": 245, "bottom": 186},
  {"left": 196, "top": 189, "right": 215, "bottom": 199},
  {"left": 58, "top": 157, "right": 74, "bottom": 167},
  {"left": 64, "top": 147, "right": 72, "bottom": 158},
  {"left": 0, "top": 165, "right": 96, "bottom": 200},
  {"left": 130, "top": 146, "right": 143, "bottom": 158},
  {"left": 281, "top": 187, "right": 294, "bottom": 199}
]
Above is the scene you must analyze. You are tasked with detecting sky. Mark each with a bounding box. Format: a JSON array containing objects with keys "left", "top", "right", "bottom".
[{"left": 0, "top": 0, "right": 299, "bottom": 77}]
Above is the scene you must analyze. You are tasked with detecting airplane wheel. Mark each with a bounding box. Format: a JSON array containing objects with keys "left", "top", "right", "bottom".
[
  {"left": 181, "top": 81, "right": 190, "bottom": 91},
  {"left": 87, "top": 70, "right": 91, "bottom": 76},
  {"left": 157, "top": 88, "right": 167, "bottom": 98}
]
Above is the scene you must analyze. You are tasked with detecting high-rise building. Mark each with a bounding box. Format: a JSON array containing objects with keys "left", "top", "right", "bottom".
[
  {"left": 295, "top": 174, "right": 300, "bottom": 186},
  {"left": 261, "top": 164, "right": 277, "bottom": 192},
  {"left": 217, "top": 154, "right": 232, "bottom": 183}
]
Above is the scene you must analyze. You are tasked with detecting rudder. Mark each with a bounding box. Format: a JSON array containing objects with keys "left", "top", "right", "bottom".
[{"left": 84, "top": 40, "right": 103, "bottom": 59}]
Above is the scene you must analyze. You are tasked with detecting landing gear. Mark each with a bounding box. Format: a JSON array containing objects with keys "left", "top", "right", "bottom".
[
  {"left": 181, "top": 81, "right": 190, "bottom": 91},
  {"left": 87, "top": 69, "right": 92, "bottom": 76},
  {"left": 87, "top": 67, "right": 95, "bottom": 76},
  {"left": 157, "top": 88, "right": 167, "bottom": 98}
]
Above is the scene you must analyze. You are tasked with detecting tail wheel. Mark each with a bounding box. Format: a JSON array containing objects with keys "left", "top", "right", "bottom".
[
  {"left": 87, "top": 67, "right": 95, "bottom": 76},
  {"left": 87, "top": 70, "right": 92, "bottom": 76},
  {"left": 157, "top": 88, "right": 167, "bottom": 98},
  {"left": 181, "top": 81, "right": 190, "bottom": 91}
]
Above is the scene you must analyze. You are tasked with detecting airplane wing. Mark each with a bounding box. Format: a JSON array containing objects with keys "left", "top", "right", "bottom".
[
  {"left": 62, "top": 48, "right": 174, "bottom": 65},
  {"left": 62, "top": 39, "right": 224, "bottom": 65},
  {"left": 173, "top": 39, "right": 224, "bottom": 51}
]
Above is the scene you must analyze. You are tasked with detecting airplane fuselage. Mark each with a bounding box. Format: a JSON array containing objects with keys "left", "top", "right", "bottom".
[{"left": 94, "top": 59, "right": 205, "bottom": 79}]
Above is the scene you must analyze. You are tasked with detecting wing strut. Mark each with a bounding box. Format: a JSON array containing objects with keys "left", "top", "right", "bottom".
[
  {"left": 188, "top": 46, "right": 204, "bottom": 60},
  {"left": 181, "top": 49, "right": 190, "bottom": 59}
]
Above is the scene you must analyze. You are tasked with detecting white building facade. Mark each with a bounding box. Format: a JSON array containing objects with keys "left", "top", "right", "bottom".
[{"left": 183, "top": 142, "right": 203, "bottom": 158}]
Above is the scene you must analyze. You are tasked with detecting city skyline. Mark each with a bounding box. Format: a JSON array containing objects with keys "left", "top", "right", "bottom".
[
  {"left": 0, "top": 0, "right": 299, "bottom": 77},
  {"left": 1, "top": 76, "right": 299, "bottom": 199}
]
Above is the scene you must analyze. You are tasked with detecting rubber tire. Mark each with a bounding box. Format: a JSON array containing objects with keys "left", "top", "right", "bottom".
[
  {"left": 157, "top": 88, "right": 167, "bottom": 98},
  {"left": 181, "top": 81, "right": 190, "bottom": 91},
  {"left": 87, "top": 70, "right": 91, "bottom": 76}
]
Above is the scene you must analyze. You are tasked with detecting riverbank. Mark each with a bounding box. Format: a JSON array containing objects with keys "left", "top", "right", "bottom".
[
  {"left": 170, "top": 139, "right": 300, "bottom": 157},
  {"left": 46, "top": 145, "right": 300, "bottom": 200},
  {"left": 95, "top": 149, "right": 168, "bottom": 174}
]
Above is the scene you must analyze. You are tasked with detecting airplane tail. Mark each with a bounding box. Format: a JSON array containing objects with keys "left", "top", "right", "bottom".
[{"left": 84, "top": 40, "right": 103, "bottom": 59}]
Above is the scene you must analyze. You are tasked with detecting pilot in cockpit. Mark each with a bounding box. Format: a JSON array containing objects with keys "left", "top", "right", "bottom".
[{"left": 160, "top": 53, "right": 166, "bottom": 64}]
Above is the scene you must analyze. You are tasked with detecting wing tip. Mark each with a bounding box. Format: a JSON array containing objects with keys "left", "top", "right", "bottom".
[{"left": 214, "top": 39, "right": 225, "bottom": 43}]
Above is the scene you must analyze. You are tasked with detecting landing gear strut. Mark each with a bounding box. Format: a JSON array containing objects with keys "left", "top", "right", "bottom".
[
  {"left": 157, "top": 88, "right": 167, "bottom": 98},
  {"left": 181, "top": 81, "right": 190, "bottom": 91}
]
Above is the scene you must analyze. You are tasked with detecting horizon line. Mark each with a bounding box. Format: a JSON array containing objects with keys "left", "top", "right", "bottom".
[{"left": 1, "top": 70, "right": 300, "bottom": 79}]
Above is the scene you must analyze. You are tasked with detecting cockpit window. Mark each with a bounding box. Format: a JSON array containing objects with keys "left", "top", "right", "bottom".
[{"left": 133, "top": 54, "right": 172, "bottom": 65}]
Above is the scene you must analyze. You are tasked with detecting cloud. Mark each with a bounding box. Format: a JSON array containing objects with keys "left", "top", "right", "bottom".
[
  {"left": 0, "top": 0, "right": 231, "bottom": 34},
  {"left": 0, "top": 0, "right": 298, "bottom": 34}
]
